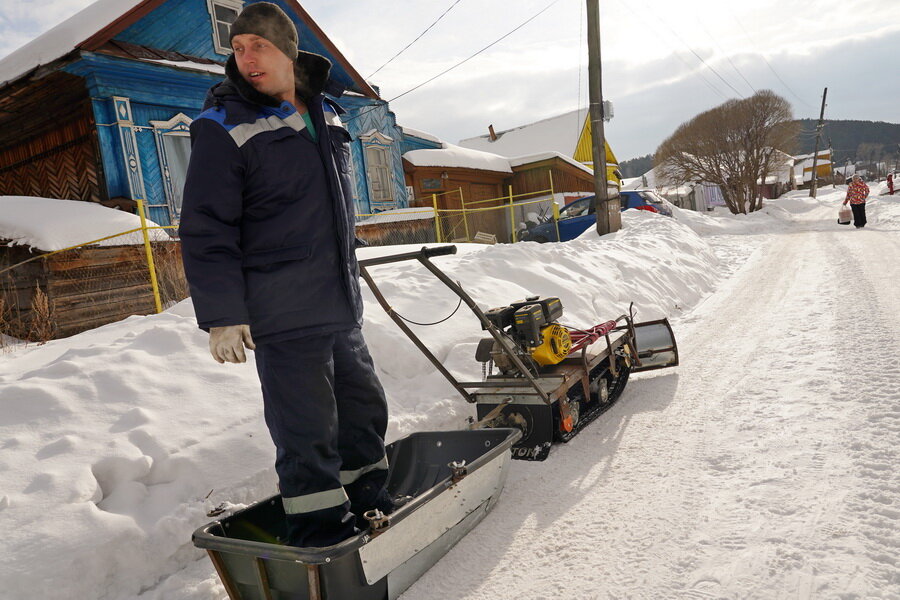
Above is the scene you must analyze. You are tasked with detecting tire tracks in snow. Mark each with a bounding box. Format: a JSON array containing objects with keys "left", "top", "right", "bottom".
[
  {"left": 826, "top": 229, "right": 900, "bottom": 596},
  {"left": 400, "top": 226, "right": 899, "bottom": 600}
]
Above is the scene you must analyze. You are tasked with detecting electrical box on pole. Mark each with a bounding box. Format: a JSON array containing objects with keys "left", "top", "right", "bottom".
[
  {"left": 602, "top": 100, "right": 614, "bottom": 121},
  {"left": 586, "top": 0, "right": 620, "bottom": 235}
]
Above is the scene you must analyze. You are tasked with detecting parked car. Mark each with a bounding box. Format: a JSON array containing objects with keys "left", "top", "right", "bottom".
[
  {"left": 620, "top": 189, "right": 674, "bottom": 217},
  {"left": 519, "top": 190, "right": 673, "bottom": 243}
]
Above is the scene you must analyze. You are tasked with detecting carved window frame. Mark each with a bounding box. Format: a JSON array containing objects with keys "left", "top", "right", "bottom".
[
  {"left": 360, "top": 130, "right": 396, "bottom": 211},
  {"left": 150, "top": 113, "right": 193, "bottom": 224},
  {"left": 207, "top": 0, "right": 244, "bottom": 55}
]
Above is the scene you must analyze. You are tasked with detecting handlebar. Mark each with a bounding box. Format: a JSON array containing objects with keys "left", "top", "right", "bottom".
[
  {"left": 358, "top": 245, "right": 457, "bottom": 268},
  {"left": 422, "top": 245, "right": 457, "bottom": 258}
]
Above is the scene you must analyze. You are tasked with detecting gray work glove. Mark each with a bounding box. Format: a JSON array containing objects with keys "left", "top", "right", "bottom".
[{"left": 209, "top": 325, "right": 256, "bottom": 364}]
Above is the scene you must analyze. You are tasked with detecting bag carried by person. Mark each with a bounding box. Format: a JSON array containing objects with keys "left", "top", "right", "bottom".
[{"left": 838, "top": 206, "right": 851, "bottom": 225}]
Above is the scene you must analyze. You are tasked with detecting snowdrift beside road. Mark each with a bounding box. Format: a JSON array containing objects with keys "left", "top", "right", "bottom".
[{"left": 0, "top": 187, "right": 897, "bottom": 599}]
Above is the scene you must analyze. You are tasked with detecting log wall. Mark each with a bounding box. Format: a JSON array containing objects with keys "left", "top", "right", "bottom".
[
  {"left": 0, "top": 242, "right": 185, "bottom": 341},
  {"left": 0, "top": 72, "right": 104, "bottom": 203}
]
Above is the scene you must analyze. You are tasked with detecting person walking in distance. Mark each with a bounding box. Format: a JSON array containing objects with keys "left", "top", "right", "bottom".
[
  {"left": 179, "top": 2, "right": 393, "bottom": 547},
  {"left": 843, "top": 174, "right": 870, "bottom": 229}
]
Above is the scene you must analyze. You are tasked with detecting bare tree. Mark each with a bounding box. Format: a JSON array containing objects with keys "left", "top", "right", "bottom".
[{"left": 655, "top": 91, "right": 798, "bottom": 214}]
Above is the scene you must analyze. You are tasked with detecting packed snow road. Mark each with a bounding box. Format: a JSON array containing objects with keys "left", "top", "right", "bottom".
[
  {"left": 402, "top": 223, "right": 900, "bottom": 598},
  {"left": 1, "top": 190, "right": 898, "bottom": 599}
]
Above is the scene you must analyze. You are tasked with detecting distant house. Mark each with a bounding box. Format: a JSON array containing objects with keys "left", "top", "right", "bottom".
[
  {"left": 401, "top": 127, "right": 597, "bottom": 242},
  {"left": 402, "top": 136, "right": 512, "bottom": 241},
  {"left": 458, "top": 108, "right": 622, "bottom": 190},
  {"left": 626, "top": 167, "right": 725, "bottom": 212},
  {"left": 0, "top": 0, "right": 409, "bottom": 228},
  {"left": 759, "top": 149, "right": 796, "bottom": 199},
  {"left": 793, "top": 149, "right": 833, "bottom": 188}
]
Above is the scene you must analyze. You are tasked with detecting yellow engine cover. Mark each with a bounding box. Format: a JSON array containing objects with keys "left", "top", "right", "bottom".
[{"left": 531, "top": 324, "right": 572, "bottom": 366}]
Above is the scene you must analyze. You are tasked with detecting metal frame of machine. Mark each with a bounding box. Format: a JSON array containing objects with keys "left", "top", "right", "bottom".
[{"left": 358, "top": 245, "right": 679, "bottom": 461}]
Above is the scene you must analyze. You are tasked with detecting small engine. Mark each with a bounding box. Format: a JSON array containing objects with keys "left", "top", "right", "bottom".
[{"left": 476, "top": 296, "right": 572, "bottom": 375}]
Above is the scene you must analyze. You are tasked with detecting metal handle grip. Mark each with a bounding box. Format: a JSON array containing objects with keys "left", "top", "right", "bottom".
[
  {"left": 421, "top": 245, "right": 457, "bottom": 258},
  {"left": 358, "top": 245, "right": 457, "bottom": 268}
]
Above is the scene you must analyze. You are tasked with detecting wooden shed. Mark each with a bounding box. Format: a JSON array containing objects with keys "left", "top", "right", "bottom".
[
  {"left": 505, "top": 153, "right": 595, "bottom": 198},
  {"left": 402, "top": 144, "right": 512, "bottom": 242},
  {"left": 1, "top": 241, "right": 184, "bottom": 341}
]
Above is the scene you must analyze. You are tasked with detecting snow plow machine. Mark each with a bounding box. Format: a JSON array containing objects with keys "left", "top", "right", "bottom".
[
  {"left": 192, "top": 245, "right": 678, "bottom": 600},
  {"left": 360, "top": 245, "right": 679, "bottom": 461}
]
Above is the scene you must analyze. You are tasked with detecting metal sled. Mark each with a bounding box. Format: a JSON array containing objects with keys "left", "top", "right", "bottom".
[{"left": 193, "top": 427, "right": 521, "bottom": 600}]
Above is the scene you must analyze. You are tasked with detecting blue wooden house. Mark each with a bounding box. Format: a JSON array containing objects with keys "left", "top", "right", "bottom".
[{"left": 0, "top": 0, "right": 410, "bottom": 228}]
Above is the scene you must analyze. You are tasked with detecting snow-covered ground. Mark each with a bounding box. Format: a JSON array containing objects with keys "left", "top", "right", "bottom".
[{"left": 1, "top": 186, "right": 898, "bottom": 599}]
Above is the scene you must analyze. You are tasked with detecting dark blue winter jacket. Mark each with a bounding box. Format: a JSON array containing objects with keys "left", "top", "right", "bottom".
[{"left": 179, "top": 51, "right": 363, "bottom": 344}]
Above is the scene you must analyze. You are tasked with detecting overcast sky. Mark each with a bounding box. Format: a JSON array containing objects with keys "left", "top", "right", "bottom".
[{"left": 2, "top": 0, "right": 899, "bottom": 160}]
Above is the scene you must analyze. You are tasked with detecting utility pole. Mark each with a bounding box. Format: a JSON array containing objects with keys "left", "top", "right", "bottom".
[
  {"left": 586, "top": 0, "right": 619, "bottom": 234},
  {"left": 828, "top": 136, "right": 836, "bottom": 188},
  {"left": 809, "top": 87, "right": 827, "bottom": 198}
]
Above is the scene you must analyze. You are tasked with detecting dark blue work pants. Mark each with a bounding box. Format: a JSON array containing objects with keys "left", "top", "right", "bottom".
[{"left": 254, "top": 327, "right": 392, "bottom": 547}]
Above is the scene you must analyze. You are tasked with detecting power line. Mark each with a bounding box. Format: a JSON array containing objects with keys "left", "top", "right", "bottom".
[
  {"left": 692, "top": 17, "right": 757, "bottom": 96},
  {"left": 611, "top": 0, "right": 730, "bottom": 101},
  {"left": 366, "top": 0, "right": 464, "bottom": 79},
  {"left": 724, "top": 6, "right": 814, "bottom": 111},
  {"left": 385, "top": 0, "right": 563, "bottom": 104},
  {"left": 758, "top": 52, "right": 814, "bottom": 110},
  {"left": 628, "top": 0, "right": 745, "bottom": 99},
  {"left": 346, "top": 0, "right": 564, "bottom": 123}
]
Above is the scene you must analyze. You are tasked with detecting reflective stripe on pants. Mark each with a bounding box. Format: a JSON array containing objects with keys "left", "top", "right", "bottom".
[
  {"left": 282, "top": 487, "right": 349, "bottom": 515},
  {"left": 340, "top": 455, "right": 389, "bottom": 486}
]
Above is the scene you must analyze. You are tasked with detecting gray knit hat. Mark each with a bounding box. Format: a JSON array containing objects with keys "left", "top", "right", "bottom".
[{"left": 229, "top": 2, "right": 299, "bottom": 60}]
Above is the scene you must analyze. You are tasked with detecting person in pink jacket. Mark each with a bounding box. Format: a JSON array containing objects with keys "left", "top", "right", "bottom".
[{"left": 843, "top": 175, "right": 870, "bottom": 228}]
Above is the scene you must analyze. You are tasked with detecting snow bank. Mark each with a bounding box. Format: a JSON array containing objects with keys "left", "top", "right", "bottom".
[{"left": 0, "top": 196, "right": 169, "bottom": 251}]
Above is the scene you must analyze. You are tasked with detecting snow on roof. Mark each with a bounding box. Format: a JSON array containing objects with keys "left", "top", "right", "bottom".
[
  {"left": 507, "top": 151, "right": 593, "bottom": 174},
  {"left": 0, "top": 196, "right": 169, "bottom": 251},
  {"left": 356, "top": 207, "right": 435, "bottom": 224},
  {"left": 141, "top": 58, "right": 225, "bottom": 76},
  {"left": 834, "top": 164, "right": 856, "bottom": 176},
  {"left": 403, "top": 143, "right": 512, "bottom": 173},
  {"left": 0, "top": 0, "right": 147, "bottom": 87},
  {"left": 458, "top": 108, "right": 587, "bottom": 158},
  {"left": 627, "top": 167, "right": 695, "bottom": 196},
  {"left": 794, "top": 149, "right": 831, "bottom": 162},
  {"left": 400, "top": 126, "right": 442, "bottom": 144}
]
